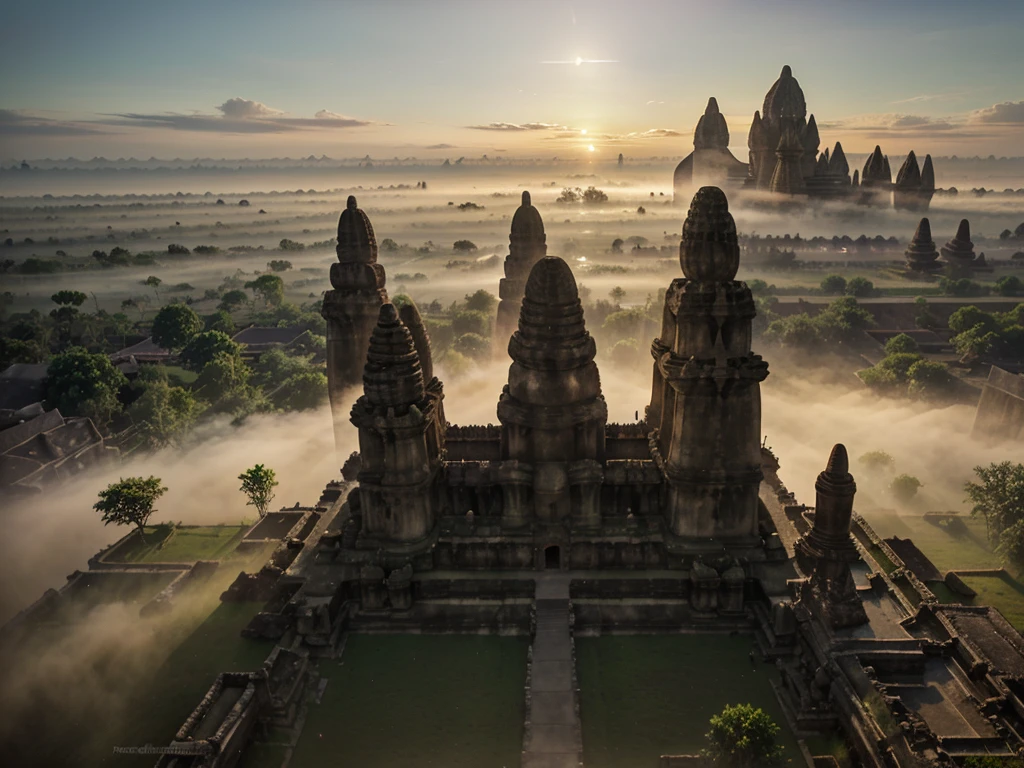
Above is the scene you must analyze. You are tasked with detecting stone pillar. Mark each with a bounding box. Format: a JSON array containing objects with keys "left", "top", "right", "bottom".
[
  {"left": 350, "top": 304, "right": 444, "bottom": 545},
  {"left": 689, "top": 560, "right": 720, "bottom": 613},
  {"left": 650, "top": 187, "right": 768, "bottom": 544},
  {"left": 495, "top": 191, "right": 547, "bottom": 357},
  {"left": 498, "top": 256, "right": 607, "bottom": 524},
  {"left": 385, "top": 564, "right": 414, "bottom": 610},
  {"left": 321, "top": 196, "right": 388, "bottom": 458}
]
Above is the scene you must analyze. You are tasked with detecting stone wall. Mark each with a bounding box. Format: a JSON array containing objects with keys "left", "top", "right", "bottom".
[{"left": 972, "top": 365, "right": 1024, "bottom": 443}]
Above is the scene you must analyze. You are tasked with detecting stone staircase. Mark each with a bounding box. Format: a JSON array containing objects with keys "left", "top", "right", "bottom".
[{"left": 522, "top": 575, "right": 582, "bottom": 768}]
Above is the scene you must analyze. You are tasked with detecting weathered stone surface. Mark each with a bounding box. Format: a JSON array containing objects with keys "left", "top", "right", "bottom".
[
  {"left": 674, "top": 98, "right": 747, "bottom": 200},
  {"left": 940, "top": 218, "right": 977, "bottom": 268},
  {"left": 768, "top": 127, "right": 807, "bottom": 195},
  {"left": 495, "top": 191, "right": 547, "bottom": 354},
  {"left": 905, "top": 218, "right": 941, "bottom": 272}
]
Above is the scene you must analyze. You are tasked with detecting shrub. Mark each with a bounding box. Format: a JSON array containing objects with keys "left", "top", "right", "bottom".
[{"left": 820, "top": 274, "right": 847, "bottom": 295}]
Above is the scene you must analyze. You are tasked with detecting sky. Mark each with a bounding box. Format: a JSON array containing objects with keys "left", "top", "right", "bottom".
[{"left": 1, "top": 0, "right": 1023, "bottom": 160}]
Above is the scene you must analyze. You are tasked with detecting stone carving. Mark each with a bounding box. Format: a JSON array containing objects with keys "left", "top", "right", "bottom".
[
  {"left": 495, "top": 191, "right": 547, "bottom": 355},
  {"left": 940, "top": 219, "right": 977, "bottom": 271},
  {"left": 904, "top": 218, "right": 942, "bottom": 273},
  {"left": 673, "top": 98, "right": 747, "bottom": 199}
]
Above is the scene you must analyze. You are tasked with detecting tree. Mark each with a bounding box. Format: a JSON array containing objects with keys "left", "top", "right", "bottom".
[
  {"left": 129, "top": 380, "right": 203, "bottom": 447},
  {"left": 996, "top": 275, "right": 1024, "bottom": 297},
  {"left": 845, "top": 276, "right": 875, "bottom": 297},
  {"left": 452, "top": 309, "right": 490, "bottom": 338},
  {"left": 452, "top": 240, "right": 478, "bottom": 253},
  {"left": 952, "top": 325, "right": 997, "bottom": 365},
  {"left": 556, "top": 187, "right": 581, "bottom": 203},
  {"left": 181, "top": 330, "right": 241, "bottom": 371},
  {"left": 463, "top": 289, "right": 497, "bottom": 314},
  {"left": 151, "top": 304, "right": 202, "bottom": 351},
  {"left": 965, "top": 462, "right": 1024, "bottom": 544},
  {"left": 273, "top": 370, "right": 328, "bottom": 410},
  {"left": 279, "top": 238, "right": 305, "bottom": 251},
  {"left": 218, "top": 289, "right": 249, "bottom": 312},
  {"left": 380, "top": 238, "right": 399, "bottom": 251},
  {"left": 50, "top": 290, "right": 88, "bottom": 344},
  {"left": 267, "top": 259, "right": 293, "bottom": 272},
  {"left": 144, "top": 275, "right": 162, "bottom": 300},
  {"left": 884, "top": 333, "right": 918, "bottom": 355},
  {"left": 858, "top": 450, "right": 895, "bottom": 473},
  {"left": 820, "top": 274, "right": 847, "bottom": 295},
  {"left": 890, "top": 474, "right": 922, "bottom": 503},
  {"left": 238, "top": 464, "right": 278, "bottom": 519},
  {"left": 453, "top": 332, "right": 490, "bottom": 361},
  {"left": 609, "top": 286, "right": 626, "bottom": 305},
  {"left": 45, "top": 346, "right": 127, "bottom": 427},
  {"left": 194, "top": 350, "right": 252, "bottom": 403},
  {"left": 581, "top": 186, "right": 608, "bottom": 203},
  {"left": 907, "top": 360, "right": 957, "bottom": 400},
  {"left": 703, "top": 704, "right": 783, "bottom": 768},
  {"left": 948, "top": 305, "right": 996, "bottom": 335},
  {"left": 51, "top": 290, "right": 88, "bottom": 308},
  {"left": 204, "top": 309, "right": 235, "bottom": 335},
  {"left": 611, "top": 238, "right": 624, "bottom": 254},
  {"left": 94, "top": 476, "right": 167, "bottom": 540},
  {"left": 245, "top": 274, "right": 285, "bottom": 307}
]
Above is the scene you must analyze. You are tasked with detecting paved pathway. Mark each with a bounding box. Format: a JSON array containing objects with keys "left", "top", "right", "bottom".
[{"left": 522, "top": 573, "right": 582, "bottom": 768}]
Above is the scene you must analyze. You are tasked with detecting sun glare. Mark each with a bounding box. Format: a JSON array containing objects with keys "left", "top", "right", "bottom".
[
  {"left": 575, "top": 56, "right": 583, "bottom": 66},
  {"left": 587, "top": 144, "right": 595, "bottom": 152}
]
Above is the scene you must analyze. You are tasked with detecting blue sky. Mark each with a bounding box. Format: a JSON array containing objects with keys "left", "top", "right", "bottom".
[{"left": 2, "top": 0, "right": 1022, "bottom": 158}]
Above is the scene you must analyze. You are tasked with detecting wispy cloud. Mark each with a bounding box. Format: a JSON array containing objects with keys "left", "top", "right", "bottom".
[
  {"left": 466, "top": 122, "right": 569, "bottom": 132},
  {"left": 890, "top": 91, "right": 973, "bottom": 105},
  {"left": 0, "top": 109, "right": 106, "bottom": 136},
  {"left": 425, "top": 143, "right": 456, "bottom": 149},
  {"left": 969, "top": 101, "right": 1024, "bottom": 124}
]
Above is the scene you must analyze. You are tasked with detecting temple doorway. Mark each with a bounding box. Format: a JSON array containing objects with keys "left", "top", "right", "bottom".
[{"left": 544, "top": 545, "right": 561, "bottom": 570}]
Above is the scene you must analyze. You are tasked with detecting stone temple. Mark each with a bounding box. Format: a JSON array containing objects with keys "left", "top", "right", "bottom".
[
  {"left": 63, "top": 186, "right": 1024, "bottom": 768},
  {"left": 674, "top": 66, "right": 936, "bottom": 209}
]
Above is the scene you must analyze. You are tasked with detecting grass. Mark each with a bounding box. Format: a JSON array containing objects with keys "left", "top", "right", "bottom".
[
  {"left": 927, "top": 581, "right": 966, "bottom": 604},
  {"left": 289, "top": 634, "right": 528, "bottom": 768},
  {"left": 112, "top": 523, "right": 248, "bottom": 563},
  {"left": 804, "top": 734, "right": 850, "bottom": 766},
  {"left": 860, "top": 512, "right": 997, "bottom": 572},
  {"left": 162, "top": 364, "right": 199, "bottom": 386},
  {"left": 961, "top": 574, "right": 1024, "bottom": 631},
  {"left": 576, "top": 635, "right": 801, "bottom": 768}
]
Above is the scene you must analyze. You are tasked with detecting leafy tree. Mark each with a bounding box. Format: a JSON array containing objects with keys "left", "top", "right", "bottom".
[
  {"left": 996, "top": 276, "right": 1024, "bottom": 297},
  {"left": 453, "top": 240, "right": 478, "bottom": 253},
  {"left": 380, "top": 238, "right": 399, "bottom": 251},
  {"left": 609, "top": 286, "right": 626, "bottom": 305},
  {"left": 167, "top": 243, "right": 190, "bottom": 255},
  {"left": 94, "top": 476, "right": 167, "bottom": 540},
  {"left": 218, "top": 289, "right": 249, "bottom": 312},
  {"left": 151, "top": 304, "right": 202, "bottom": 351},
  {"left": 204, "top": 309, "right": 235, "bottom": 335},
  {"left": 884, "top": 333, "right": 918, "bottom": 355},
  {"left": 143, "top": 275, "right": 162, "bottom": 300},
  {"left": 890, "top": 474, "right": 922, "bottom": 503},
  {"left": 609, "top": 338, "right": 641, "bottom": 367},
  {"left": 51, "top": 290, "right": 88, "bottom": 308},
  {"left": 611, "top": 238, "right": 624, "bottom": 253},
  {"left": 996, "top": 520, "right": 1024, "bottom": 569},
  {"left": 463, "top": 289, "right": 497, "bottom": 314},
  {"left": 820, "top": 274, "right": 847, "bottom": 295},
  {"left": 452, "top": 309, "right": 490, "bottom": 338},
  {"left": 952, "top": 325, "right": 997, "bottom": 365},
  {"left": 273, "top": 370, "right": 328, "bottom": 410},
  {"left": 44, "top": 346, "right": 127, "bottom": 427},
  {"left": 128, "top": 380, "right": 203, "bottom": 447},
  {"left": 180, "top": 330, "right": 241, "bottom": 371},
  {"left": 581, "top": 186, "right": 608, "bottom": 203},
  {"left": 703, "top": 704, "right": 783, "bottom": 768},
  {"left": 965, "top": 462, "right": 1024, "bottom": 544},
  {"left": 845, "top": 277, "right": 875, "bottom": 297},
  {"left": 49, "top": 290, "right": 88, "bottom": 344},
  {"left": 0, "top": 336, "right": 44, "bottom": 368},
  {"left": 877, "top": 352, "right": 924, "bottom": 380},
  {"left": 279, "top": 238, "right": 305, "bottom": 251},
  {"left": 948, "top": 306, "right": 996, "bottom": 335},
  {"left": 194, "top": 351, "right": 252, "bottom": 405},
  {"left": 251, "top": 347, "right": 310, "bottom": 389},
  {"left": 603, "top": 307, "right": 650, "bottom": 344},
  {"left": 907, "top": 360, "right": 957, "bottom": 400},
  {"left": 238, "top": 464, "right": 278, "bottom": 518},
  {"left": 858, "top": 450, "right": 895, "bottom": 473},
  {"left": 556, "top": 187, "right": 581, "bottom": 203},
  {"left": 245, "top": 274, "right": 285, "bottom": 307},
  {"left": 267, "top": 259, "right": 293, "bottom": 272},
  {"left": 453, "top": 332, "right": 490, "bottom": 361}
]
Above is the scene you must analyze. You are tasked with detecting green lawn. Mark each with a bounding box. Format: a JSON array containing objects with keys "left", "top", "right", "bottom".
[
  {"left": 961, "top": 574, "right": 1024, "bottom": 631},
  {"left": 577, "top": 635, "right": 801, "bottom": 768},
  {"left": 289, "top": 634, "right": 528, "bottom": 768},
  {"left": 162, "top": 364, "right": 199, "bottom": 386},
  {"left": 112, "top": 524, "right": 248, "bottom": 563},
  {"left": 860, "top": 512, "right": 997, "bottom": 572}
]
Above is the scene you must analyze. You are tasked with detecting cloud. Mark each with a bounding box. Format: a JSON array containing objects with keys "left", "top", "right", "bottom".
[
  {"left": 425, "top": 143, "right": 456, "bottom": 149},
  {"left": 0, "top": 109, "right": 106, "bottom": 136},
  {"left": 101, "top": 99, "right": 375, "bottom": 133},
  {"left": 217, "top": 98, "right": 284, "bottom": 119},
  {"left": 823, "top": 113, "right": 957, "bottom": 132},
  {"left": 467, "top": 122, "right": 567, "bottom": 131},
  {"left": 969, "top": 101, "right": 1024, "bottom": 124},
  {"left": 628, "top": 128, "right": 683, "bottom": 138}
]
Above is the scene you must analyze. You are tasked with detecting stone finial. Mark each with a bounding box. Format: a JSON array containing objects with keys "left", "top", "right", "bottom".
[
  {"left": 895, "top": 151, "right": 921, "bottom": 189},
  {"left": 905, "top": 217, "right": 940, "bottom": 272},
  {"left": 824, "top": 444, "right": 849, "bottom": 478},
  {"left": 781, "top": 64, "right": 792, "bottom": 77},
  {"left": 768, "top": 127, "right": 807, "bottom": 195},
  {"left": 852, "top": 169, "right": 859, "bottom": 187},
  {"left": 830, "top": 142, "right": 849, "bottom": 177},
  {"left": 694, "top": 96, "right": 730, "bottom": 150},
  {"left": 337, "top": 195, "right": 377, "bottom": 263},
  {"left": 362, "top": 303, "right": 425, "bottom": 408},
  {"left": 921, "top": 154, "right": 935, "bottom": 191},
  {"left": 679, "top": 186, "right": 739, "bottom": 282},
  {"left": 762, "top": 64, "right": 807, "bottom": 126},
  {"left": 509, "top": 256, "right": 595, "bottom": 370},
  {"left": 862, "top": 146, "right": 890, "bottom": 185},
  {"left": 882, "top": 155, "right": 892, "bottom": 180},
  {"left": 747, "top": 111, "right": 766, "bottom": 150},
  {"left": 803, "top": 114, "right": 819, "bottom": 150},
  {"left": 954, "top": 218, "right": 971, "bottom": 245},
  {"left": 522, "top": 190, "right": 531, "bottom": 206},
  {"left": 511, "top": 189, "right": 545, "bottom": 239},
  {"left": 398, "top": 301, "right": 434, "bottom": 383}
]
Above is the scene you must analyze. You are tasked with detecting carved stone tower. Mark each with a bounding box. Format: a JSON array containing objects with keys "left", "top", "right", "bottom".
[
  {"left": 495, "top": 191, "right": 547, "bottom": 356},
  {"left": 321, "top": 196, "right": 388, "bottom": 454},
  {"left": 497, "top": 257, "right": 607, "bottom": 527},
  {"left": 648, "top": 187, "right": 769, "bottom": 544},
  {"left": 795, "top": 444, "right": 868, "bottom": 629},
  {"left": 904, "top": 218, "right": 941, "bottom": 273},
  {"left": 350, "top": 303, "right": 444, "bottom": 545}
]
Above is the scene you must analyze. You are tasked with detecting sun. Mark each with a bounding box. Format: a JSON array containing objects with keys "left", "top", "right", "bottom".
[
  {"left": 587, "top": 145, "right": 595, "bottom": 152},
  {"left": 575, "top": 56, "right": 583, "bottom": 66},
  {"left": 580, "top": 129, "right": 587, "bottom": 135}
]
